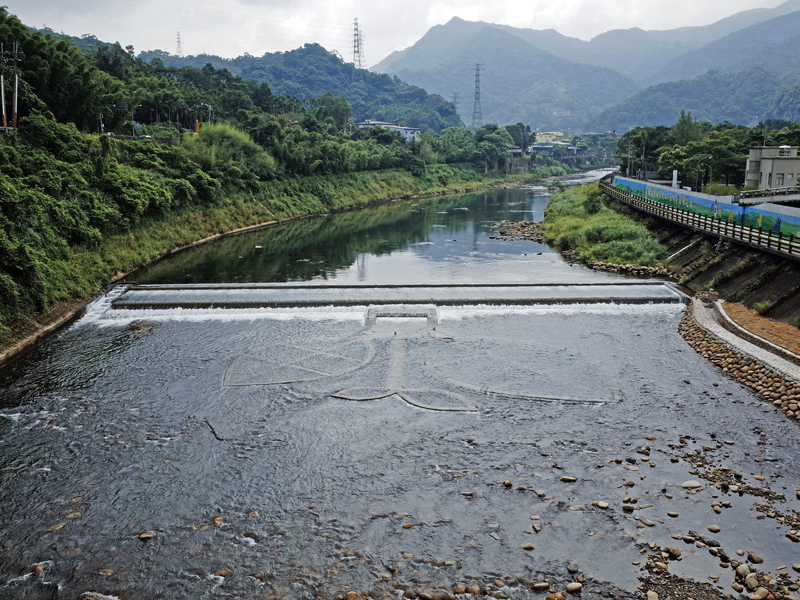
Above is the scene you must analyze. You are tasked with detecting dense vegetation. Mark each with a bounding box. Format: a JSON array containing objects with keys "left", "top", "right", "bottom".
[
  {"left": 614, "top": 112, "right": 800, "bottom": 190},
  {"left": 591, "top": 69, "right": 783, "bottom": 133},
  {"left": 1, "top": 7, "right": 584, "bottom": 347},
  {"left": 48, "top": 33, "right": 462, "bottom": 133},
  {"left": 542, "top": 184, "right": 667, "bottom": 265}
]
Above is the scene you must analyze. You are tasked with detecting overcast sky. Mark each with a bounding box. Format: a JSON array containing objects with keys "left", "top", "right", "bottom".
[{"left": 5, "top": 0, "right": 789, "bottom": 67}]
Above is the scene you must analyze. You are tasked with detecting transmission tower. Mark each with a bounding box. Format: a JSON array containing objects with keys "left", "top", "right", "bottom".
[
  {"left": 471, "top": 64, "right": 483, "bottom": 130},
  {"left": 452, "top": 92, "right": 459, "bottom": 114},
  {"left": 176, "top": 32, "right": 184, "bottom": 58},
  {"left": 352, "top": 18, "right": 366, "bottom": 69}
]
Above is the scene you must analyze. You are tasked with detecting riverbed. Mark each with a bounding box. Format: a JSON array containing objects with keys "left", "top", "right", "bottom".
[{"left": 1, "top": 172, "right": 799, "bottom": 600}]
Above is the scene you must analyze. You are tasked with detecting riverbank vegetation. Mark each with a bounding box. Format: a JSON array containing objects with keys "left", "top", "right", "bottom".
[
  {"left": 0, "top": 131, "right": 566, "bottom": 349},
  {"left": 542, "top": 184, "right": 668, "bottom": 265},
  {"left": 615, "top": 112, "right": 800, "bottom": 191},
  {"left": 0, "top": 5, "right": 599, "bottom": 350}
]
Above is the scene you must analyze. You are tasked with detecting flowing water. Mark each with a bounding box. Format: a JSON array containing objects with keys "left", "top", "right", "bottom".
[{"left": 2, "top": 172, "right": 800, "bottom": 600}]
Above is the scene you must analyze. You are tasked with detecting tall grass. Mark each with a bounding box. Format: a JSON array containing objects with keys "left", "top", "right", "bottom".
[{"left": 542, "top": 184, "right": 667, "bottom": 265}]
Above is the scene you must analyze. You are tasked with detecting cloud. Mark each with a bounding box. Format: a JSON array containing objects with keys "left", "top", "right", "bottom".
[{"left": 5, "top": 0, "right": 789, "bottom": 63}]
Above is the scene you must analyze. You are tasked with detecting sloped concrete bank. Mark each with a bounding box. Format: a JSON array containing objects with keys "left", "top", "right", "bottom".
[
  {"left": 606, "top": 198, "right": 800, "bottom": 328},
  {"left": 680, "top": 299, "right": 800, "bottom": 426}
]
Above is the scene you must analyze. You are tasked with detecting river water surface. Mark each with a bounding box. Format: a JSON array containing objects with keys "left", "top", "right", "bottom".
[{"left": 2, "top": 172, "right": 799, "bottom": 600}]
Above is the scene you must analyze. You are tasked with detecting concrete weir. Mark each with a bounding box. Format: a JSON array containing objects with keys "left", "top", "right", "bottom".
[
  {"left": 111, "top": 281, "right": 688, "bottom": 310},
  {"left": 102, "top": 281, "right": 688, "bottom": 410}
]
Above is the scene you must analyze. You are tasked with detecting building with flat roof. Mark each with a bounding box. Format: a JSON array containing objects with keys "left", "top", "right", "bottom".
[
  {"left": 535, "top": 131, "right": 564, "bottom": 143},
  {"left": 745, "top": 146, "right": 800, "bottom": 189},
  {"left": 356, "top": 120, "right": 421, "bottom": 142}
]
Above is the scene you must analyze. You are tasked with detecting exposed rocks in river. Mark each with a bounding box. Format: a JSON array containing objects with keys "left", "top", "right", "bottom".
[{"left": 490, "top": 221, "right": 547, "bottom": 244}]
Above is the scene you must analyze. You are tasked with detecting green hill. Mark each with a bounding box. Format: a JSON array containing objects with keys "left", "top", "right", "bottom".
[
  {"left": 136, "top": 43, "right": 462, "bottom": 132},
  {"left": 588, "top": 68, "right": 782, "bottom": 132}
]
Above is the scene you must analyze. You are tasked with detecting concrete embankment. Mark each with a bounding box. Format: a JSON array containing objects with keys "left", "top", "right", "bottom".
[
  {"left": 680, "top": 299, "right": 800, "bottom": 426},
  {"left": 607, "top": 198, "right": 800, "bottom": 327}
]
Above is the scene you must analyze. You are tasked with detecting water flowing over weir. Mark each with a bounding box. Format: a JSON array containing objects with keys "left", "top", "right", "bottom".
[
  {"left": 2, "top": 180, "right": 800, "bottom": 600},
  {"left": 96, "top": 281, "right": 688, "bottom": 410}
]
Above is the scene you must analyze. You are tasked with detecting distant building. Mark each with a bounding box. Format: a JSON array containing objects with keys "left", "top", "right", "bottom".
[
  {"left": 505, "top": 145, "right": 523, "bottom": 155},
  {"left": 535, "top": 131, "right": 564, "bottom": 143},
  {"left": 356, "top": 120, "right": 421, "bottom": 142},
  {"left": 745, "top": 146, "right": 800, "bottom": 188}
]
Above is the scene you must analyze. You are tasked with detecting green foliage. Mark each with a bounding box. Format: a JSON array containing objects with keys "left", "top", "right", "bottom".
[
  {"left": 753, "top": 300, "right": 774, "bottom": 315},
  {"left": 181, "top": 123, "right": 276, "bottom": 189},
  {"left": 584, "top": 187, "right": 605, "bottom": 214},
  {"left": 542, "top": 184, "right": 667, "bottom": 265},
  {"left": 670, "top": 110, "right": 703, "bottom": 146},
  {"left": 135, "top": 43, "right": 463, "bottom": 132},
  {"left": 616, "top": 126, "right": 671, "bottom": 176},
  {"left": 618, "top": 112, "right": 775, "bottom": 187}
]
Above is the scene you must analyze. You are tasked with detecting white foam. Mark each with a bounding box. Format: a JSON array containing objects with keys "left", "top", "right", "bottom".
[
  {"left": 79, "top": 304, "right": 368, "bottom": 327},
  {"left": 439, "top": 303, "right": 686, "bottom": 320}
]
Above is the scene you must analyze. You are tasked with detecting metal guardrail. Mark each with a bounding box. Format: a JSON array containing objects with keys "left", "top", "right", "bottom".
[
  {"left": 737, "top": 186, "right": 799, "bottom": 200},
  {"left": 599, "top": 181, "right": 800, "bottom": 260}
]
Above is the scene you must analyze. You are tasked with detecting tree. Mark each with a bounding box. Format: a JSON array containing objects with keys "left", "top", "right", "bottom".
[
  {"left": 670, "top": 110, "right": 703, "bottom": 146},
  {"left": 616, "top": 126, "right": 671, "bottom": 176}
]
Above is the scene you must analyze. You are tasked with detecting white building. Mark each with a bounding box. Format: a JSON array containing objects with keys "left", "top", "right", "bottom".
[
  {"left": 356, "top": 120, "right": 421, "bottom": 142},
  {"left": 745, "top": 146, "right": 800, "bottom": 189}
]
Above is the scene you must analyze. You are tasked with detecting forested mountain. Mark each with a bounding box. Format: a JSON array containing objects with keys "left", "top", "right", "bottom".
[
  {"left": 371, "top": 23, "right": 639, "bottom": 131},
  {"left": 134, "top": 43, "right": 462, "bottom": 132},
  {"left": 587, "top": 8, "right": 800, "bottom": 132},
  {"left": 46, "top": 0, "right": 800, "bottom": 134},
  {"left": 371, "top": 0, "right": 800, "bottom": 132},
  {"left": 590, "top": 69, "right": 783, "bottom": 133},
  {"left": 650, "top": 11, "right": 800, "bottom": 84},
  {"left": 374, "top": 0, "right": 800, "bottom": 83}
]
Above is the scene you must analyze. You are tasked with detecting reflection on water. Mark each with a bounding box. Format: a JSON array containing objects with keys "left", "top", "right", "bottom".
[{"left": 131, "top": 187, "right": 569, "bottom": 285}]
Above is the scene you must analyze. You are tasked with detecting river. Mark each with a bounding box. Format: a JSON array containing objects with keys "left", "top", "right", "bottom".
[{"left": 1, "top": 171, "right": 799, "bottom": 600}]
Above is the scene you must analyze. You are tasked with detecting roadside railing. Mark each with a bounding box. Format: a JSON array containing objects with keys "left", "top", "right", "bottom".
[{"left": 599, "top": 181, "right": 800, "bottom": 260}]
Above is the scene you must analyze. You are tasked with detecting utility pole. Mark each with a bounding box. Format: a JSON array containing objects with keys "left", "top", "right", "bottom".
[
  {"left": 1, "top": 42, "right": 6, "bottom": 128},
  {"left": 176, "top": 32, "right": 184, "bottom": 58},
  {"left": 640, "top": 141, "right": 646, "bottom": 179},
  {"left": 11, "top": 42, "right": 19, "bottom": 128},
  {"left": 471, "top": 64, "right": 483, "bottom": 130},
  {"left": 352, "top": 18, "right": 366, "bottom": 70},
  {"left": 627, "top": 142, "right": 633, "bottom": 177}
]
